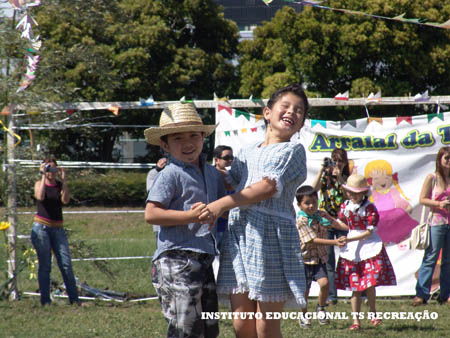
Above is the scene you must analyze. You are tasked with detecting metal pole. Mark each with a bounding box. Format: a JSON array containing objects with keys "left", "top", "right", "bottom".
[{"left": 6, "top": 106, "right": 18, "bottom": 300}]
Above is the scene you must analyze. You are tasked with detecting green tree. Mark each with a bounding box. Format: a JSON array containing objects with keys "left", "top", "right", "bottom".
[
  {"left": 238, "top": 0, "right": 450, "bottom": 119},
  {"left": 26, "top": 0, "right": 239, "bottom": 162}
]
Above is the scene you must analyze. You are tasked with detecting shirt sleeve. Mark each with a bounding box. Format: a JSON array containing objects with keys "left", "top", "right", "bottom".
[
  {"left": 265, "top": 142, "right": 307, "bottom": 198},
  {"left": 365, "top": 203, "right": 379, "bottom": 230},
  {"left": 146, "top": 169, "right": 177, "bottom": 208}
]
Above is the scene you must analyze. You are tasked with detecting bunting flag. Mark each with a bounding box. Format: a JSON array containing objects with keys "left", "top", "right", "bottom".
[
  {"left": 334, "top": 90, "right": 349, "bottom": 101},
  {"left": 396, "top": 116, "right": 413, "bottom": 125},
  {"left": 427, "top": 112, "right": 444, "bottom": 122},
  {"left": 414, "top": 90, "right": 430, "bottom": 102},
  {"left": 340, "top": 120, "right": 357, "bottom": 128},
  {"left": 311, "top": 120, "right": 326, "bottom": 128},
  {"left": 368, "top": 117, "right": 383, "bottom": 125},
  {"left": 107, "top": 104, "right": 119, "bottom": 116},
  {"left": 276, "top": 1, "right": 450, "bottom": 30},
  {"left": 9, "top": 0, "right": 41, "bottom": 93},
  {"left": 367, "top": 91, "right": 382, "bottom": 102},
  {"left": 139, "top": 95, "right": 154, "bottom": 107}
]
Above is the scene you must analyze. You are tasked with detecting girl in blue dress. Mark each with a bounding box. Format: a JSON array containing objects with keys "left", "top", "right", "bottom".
[{"left": 201, "top": 84, "right": 308, "bottom": 338}]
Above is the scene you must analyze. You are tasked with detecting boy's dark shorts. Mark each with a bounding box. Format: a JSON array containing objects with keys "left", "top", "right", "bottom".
[
  {"left": 304, "top": 262, "right": 328, "bottom": 290},
  {"left": 152, "top": 249, "right": 219, "bottom": 338}
]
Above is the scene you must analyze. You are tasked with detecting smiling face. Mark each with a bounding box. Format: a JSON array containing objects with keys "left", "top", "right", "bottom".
[
  {"left": 370, "top": 170, "right": 393, "bottom": 192},
  {"left": 299, "top": 194, "right": 318, "bottom": 216},
  {"left": 161, "top": 131, "right": 204, "bottom": 166},
  {"left": 263, "top": 92, "right": 306, "bottom": 142},
  {"left": 346, "top": 190, "right": 366, "bottom": 204}
]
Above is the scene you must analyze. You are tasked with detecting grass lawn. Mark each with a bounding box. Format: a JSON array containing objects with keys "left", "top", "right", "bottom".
[{"left": 1, "top": 207, "right": 449, "bottom": 337}]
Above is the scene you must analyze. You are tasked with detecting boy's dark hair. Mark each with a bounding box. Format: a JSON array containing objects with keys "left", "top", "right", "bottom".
[
  {"left": 295, "top": 185, "right": 317, "bottom": 203},
  {"left": 213, "top": 145, "right": 233, "bottom": 158}
]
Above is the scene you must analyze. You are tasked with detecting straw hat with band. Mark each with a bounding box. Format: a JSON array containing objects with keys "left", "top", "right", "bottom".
[
  {"left": 342, "top": 174, "right": 370, "bottom": 193},
  {"left": 144, "top": 103, "right": 217, "bottom": 145}
]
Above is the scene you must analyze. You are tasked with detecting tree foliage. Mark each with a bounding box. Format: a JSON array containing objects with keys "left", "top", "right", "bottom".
[
  {"left": 26, "top": 0, "right": 239, "bottom": 162},
  {"left": 238, "top": 0, "right": 450, "bottom": 119}
]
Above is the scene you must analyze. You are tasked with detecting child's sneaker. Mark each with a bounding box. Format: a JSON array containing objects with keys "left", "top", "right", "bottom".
[
  {"left": 299, "top": 317, "right": 312, "bottom": 329},
  {"left": 317, "top": 306, "right": 330, "bottom": 325}
]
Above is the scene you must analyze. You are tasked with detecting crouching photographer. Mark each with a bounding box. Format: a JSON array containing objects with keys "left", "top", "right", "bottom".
[
  {"left": 31, "top": 158, "right": 82, "bottom": 306},
  {"left": 311, "top": 148, "right": 351, "bottom": 305}
]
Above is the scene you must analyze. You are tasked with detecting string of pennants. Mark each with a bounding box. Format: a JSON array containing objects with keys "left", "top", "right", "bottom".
[
  {"left": 311, "top": 112, "right": 445, "bottom": 129},
  {"left": 217, "top": 105, "right": 266, "bottom": 136},
  {"left": 263, "top": 1, "right": 450, "bottom": 30}
]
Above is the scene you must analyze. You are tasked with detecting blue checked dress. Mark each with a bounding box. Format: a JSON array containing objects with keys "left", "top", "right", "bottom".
[{"left": 217, "top": 141, "right": 307, "bottom": 307}]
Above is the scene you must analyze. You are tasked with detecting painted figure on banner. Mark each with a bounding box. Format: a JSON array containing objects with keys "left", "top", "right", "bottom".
[{"left": 364, "top": 159, "right": 418, "bottom": 244}]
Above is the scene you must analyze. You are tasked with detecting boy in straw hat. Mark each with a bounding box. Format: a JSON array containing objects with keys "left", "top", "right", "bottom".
[
  {"left": 335, "top": 174, "right": 396, "bottom": 331},
  {"left": 144, "top": 103, "right": 225, "bottom": 338}
]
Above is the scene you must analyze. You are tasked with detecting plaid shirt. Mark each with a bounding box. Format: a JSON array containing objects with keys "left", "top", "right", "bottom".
[{"left": 296, "top": 215, "right": 329, "bottom": 265}]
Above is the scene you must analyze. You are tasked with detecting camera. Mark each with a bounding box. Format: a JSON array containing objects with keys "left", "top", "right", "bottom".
[
  {"left": 323, "top": 157, "right": 335, "bottom": 168},
  {"left": 45, "top": 164, "right": 59, "bottom": 173}
]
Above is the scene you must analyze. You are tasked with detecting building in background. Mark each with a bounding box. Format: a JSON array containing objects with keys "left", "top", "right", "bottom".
[{"left": 215, "top": 0, "right": 303, "bottom": 30}]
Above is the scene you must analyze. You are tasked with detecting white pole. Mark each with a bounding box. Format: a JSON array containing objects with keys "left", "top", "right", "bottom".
[{"left": 6, "top": 106, "right": 18, "bottom": 300}]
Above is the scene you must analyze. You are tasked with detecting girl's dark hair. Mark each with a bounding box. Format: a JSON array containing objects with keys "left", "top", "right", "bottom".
[
  {"left": 295, "top": 185, "right": 317, "bottom": 203},
  {"left": 331, "top": 148, "right": 350, "bottom": 177},
  {"left": 436, "top": 146, "right": 450, "bottom": 180},
  {"left": 42, "top": 158, "right": 57, "bottom": 166}
]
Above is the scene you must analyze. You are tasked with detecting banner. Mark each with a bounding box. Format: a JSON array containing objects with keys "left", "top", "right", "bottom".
[{"left": 215, "top": 104, "right": 450, "bottom": 296}]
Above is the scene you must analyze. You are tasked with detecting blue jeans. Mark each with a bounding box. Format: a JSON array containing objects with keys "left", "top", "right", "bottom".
[
  {"left": 415, "top": 224, "right": 450, "bottom": 301},
  {"left": 31, "top": 222, "right": 79, "bottom": 305},
  {"left": 326, "top": 227, "right": 348, "bottom": 302}
]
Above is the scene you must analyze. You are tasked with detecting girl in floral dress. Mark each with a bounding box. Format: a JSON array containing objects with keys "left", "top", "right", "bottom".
[
  {"left": 336, "top": 174, "right": 397, "bottom": 331},
  {"left": 201, "top": 84, "right": 309, "bottom": 338}
]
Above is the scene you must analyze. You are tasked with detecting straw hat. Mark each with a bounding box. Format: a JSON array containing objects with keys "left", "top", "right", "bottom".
[
  {"left": 144, "top": 103, "right": 217, "bottom": 145},
  {"left": 342, "top": 174, "right": 370, "bottom": 193}
]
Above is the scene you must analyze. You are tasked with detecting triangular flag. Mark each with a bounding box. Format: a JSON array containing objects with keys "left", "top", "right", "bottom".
[
  {"left": 368, "top": 117, "right": 383, "bottom": 125},
  {"left": 235, "top": 109, "right": 250, "bottom": 121},
  {"left": 224, "top": 131, "right": 230, "bottom": 136},
  {"left": 241, "top": 128, "right": 247, "bottom": 133},
  {"left": 251, "top": 127, "right": 258, "bottom": 132},
  {"left": 396, "top": 116, "right": 412, "bottom": 125},
  {"left": 218, "top": 105, "right": 232, "bottom": 115},
  {"left": 334, "top": 90, "right": 349, "bottom": 101},
  {"left": 367, "top": 91, "right": 382, "bottom": 102},
  {"left": 140, "top": 95, "right": 154, "bottom": 106},
  {"left": 311, "top": 120, "right": 326, "bottom": 128},
  {"left": 233, "top": 130, "right": 238, "bottom": 135},
  {"left": 427, "top": 113, "right": 444, "bottom": 123},
  {"left": 339, "top": 120, "right": 357, "bottom": 128},
  {"left": 255, "top": 114, "right": 264, "bottom": 122},
  {"left": 108, "top": 104, "right": 119, "bottom": 116},
  {"left": 413, "top": 90, "right": 430, "bottom": 102}
]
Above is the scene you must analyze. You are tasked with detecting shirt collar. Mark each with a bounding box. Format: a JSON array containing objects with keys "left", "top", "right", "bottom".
[{"left": 297, "top": 210, "right": 331, "bottom": 227}]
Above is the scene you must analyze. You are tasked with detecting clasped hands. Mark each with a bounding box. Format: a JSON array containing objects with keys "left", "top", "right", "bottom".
[{"left": 190, "top": 202, "right": 222, "bottom": 230}]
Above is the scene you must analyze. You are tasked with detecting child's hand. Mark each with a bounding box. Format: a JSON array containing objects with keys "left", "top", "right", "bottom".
[
  {"left": 336, "top": 236, "right": 347, "bottom": 247},
  {"left": 318, "top": 210, "right": 331, "bottom": 219},
  {"left": 190, "top": 202, "right": 210, "bottom": 223}
]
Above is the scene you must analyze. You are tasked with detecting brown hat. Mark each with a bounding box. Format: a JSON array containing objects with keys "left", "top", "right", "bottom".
[
  {"left": 342, "top": 174, "right": 370, "bottom": 193},
  {"left": 144, "top": 103, "right": 217, "bottom": 145}
]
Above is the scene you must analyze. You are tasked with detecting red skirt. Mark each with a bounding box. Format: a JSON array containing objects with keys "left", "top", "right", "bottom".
[{"left": 335, "top": 247, "right": 397, "bottom": 291}]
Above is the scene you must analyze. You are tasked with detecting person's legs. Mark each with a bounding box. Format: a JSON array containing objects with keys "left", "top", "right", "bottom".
[
  {"left": 350, "top": 291, "right": 362, "bottom": 326},
  {"left": 30, "top": 223, "right": 52, "bottom": 306},
  {"left": 50, "top": 227, "right": 79, "bottom": 304},
  {"left": 256, "top": 300, "right": 285, "bottom": 338},
  {"left": 416, "top": 226, "right": 445, "bottom": 300},
  {"left": 200, "top": 263, "right": 219, "bottom": 337},
  {"left": 438, "top": 225, "right": 450, "bottom": 302},
  {"left": 152, "top": 251, "right": 218, "bottom": 338},
  {"left": 316, "top": 276, "right": 330, "bottom": 325},
  {"left": 230, "top": 293, "right": 257, "bottom": 338},
  {"left": 326, "top": 228, "right": 346, "bottom": 303}
]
